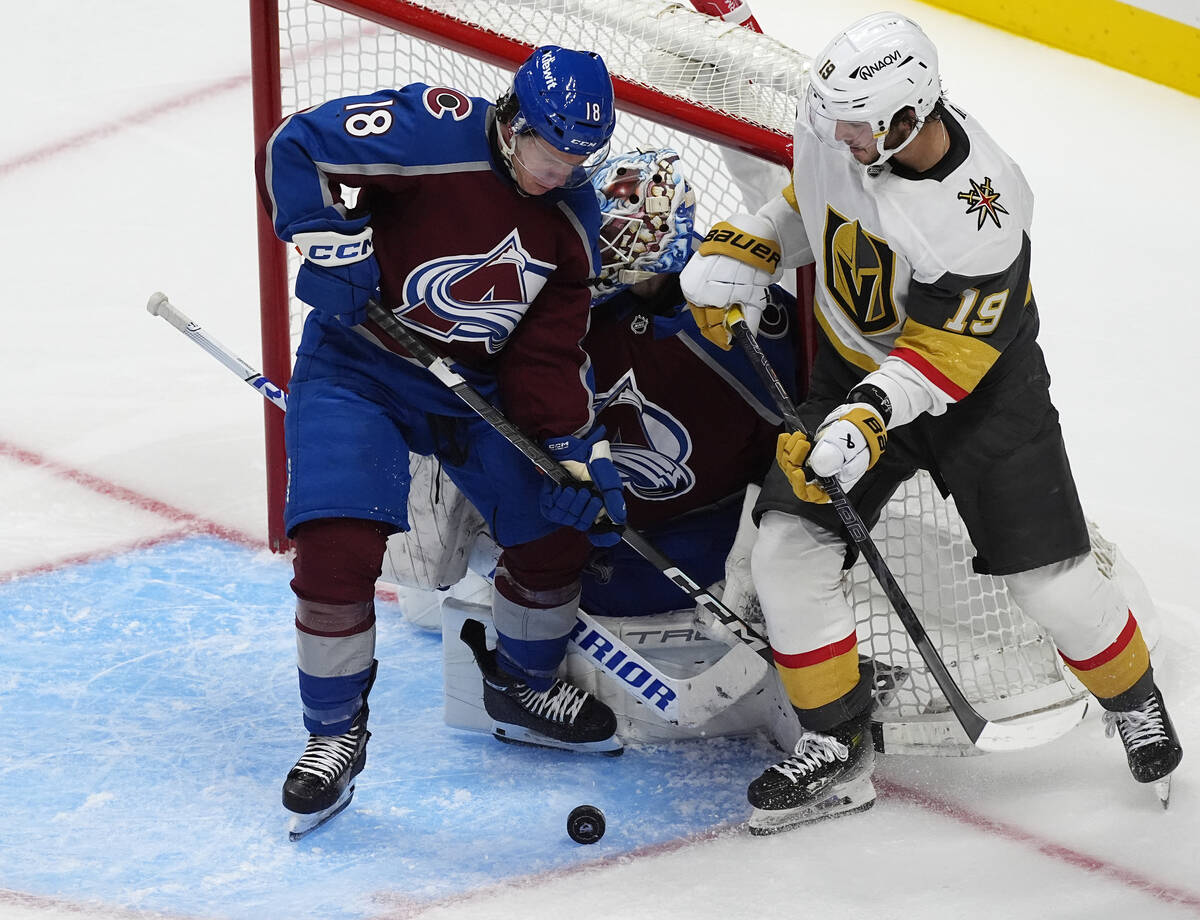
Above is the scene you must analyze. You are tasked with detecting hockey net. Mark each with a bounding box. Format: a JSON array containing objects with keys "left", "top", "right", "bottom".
[{"left": 249, "top": 0, "right": 1093, "bottom": 752}]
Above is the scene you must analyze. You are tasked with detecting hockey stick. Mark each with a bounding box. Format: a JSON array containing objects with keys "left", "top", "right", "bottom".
[
  {"left": 726, "top": 306, "right": 1087, "bottom": 753},
  {"left": 147, "top": 292, "right": 288, "bottom": 411},
  {"left": 365, "top": 300, "right": 774, "bottom": 664},
  {"left": 145, "top": 292, "right": 771, "bottom": 726}
]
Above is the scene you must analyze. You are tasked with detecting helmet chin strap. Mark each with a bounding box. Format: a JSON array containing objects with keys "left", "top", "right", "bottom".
[
  {"left": 870, "top": 112, "right": 926, "bottom": 166},
  {"left": 495, "top": 119, "right": 531, "bottom": 196}
]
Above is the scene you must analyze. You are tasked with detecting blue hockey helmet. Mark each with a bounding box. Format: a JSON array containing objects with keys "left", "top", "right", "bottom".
[
  {"left": 506, "top": 45, "right": 615, "bottom": 157},
  {"left": 589, "top": 148, "right": 697, "bottom": 303}
]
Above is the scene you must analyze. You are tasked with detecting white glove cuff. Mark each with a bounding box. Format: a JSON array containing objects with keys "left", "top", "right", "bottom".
[
  {"left": 293, "top": 226, "right": 375, "bottom": 266},
  {"left": 860, "top": 359, "right": 946, "bottom": 430}
]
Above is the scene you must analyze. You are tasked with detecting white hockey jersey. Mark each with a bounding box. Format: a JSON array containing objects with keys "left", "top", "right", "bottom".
[{"left": 769, "top": 104, "right": 1039, "bottom": 426}]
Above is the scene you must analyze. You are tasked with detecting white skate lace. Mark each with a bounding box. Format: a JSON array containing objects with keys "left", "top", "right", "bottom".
[
  {"left": 1102, "top": 696, "right": 1168, "bottom": 750},
  {"left": 518, "top": 681, "right": 588, "bottom": 724},
  {"left": 770, "top": 730, "right": 849, "bottom": 783},
  {"left": 293, "top": 729, "right": 361, "bottom": 781}
]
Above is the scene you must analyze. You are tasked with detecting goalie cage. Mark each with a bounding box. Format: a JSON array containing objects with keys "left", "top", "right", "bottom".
[{"left": 248, "top": 0, "right": 1148, "bottom": 754}]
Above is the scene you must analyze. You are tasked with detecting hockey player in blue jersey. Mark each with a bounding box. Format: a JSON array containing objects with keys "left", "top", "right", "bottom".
[{"left": 256, "top": 45, "right": 626, "bottom": 839}]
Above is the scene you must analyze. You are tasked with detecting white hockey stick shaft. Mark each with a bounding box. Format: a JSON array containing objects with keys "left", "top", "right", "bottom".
[{"left": 146, "top": 292, "right": 288, "bottom": 411}]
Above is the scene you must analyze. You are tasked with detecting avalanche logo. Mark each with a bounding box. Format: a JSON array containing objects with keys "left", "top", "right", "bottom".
[
  {"left": 422, "top": 86, "right": 472, "bottom": 121},
  {"left": 595, "top": 369, "right": 695, "bottom": 501},
  {"left": 395, "top": 230, "right": 555, "bottom": 353}
]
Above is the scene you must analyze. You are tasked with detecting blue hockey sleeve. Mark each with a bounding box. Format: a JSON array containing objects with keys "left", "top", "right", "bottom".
[{"left": 259, "top": 88, "right": 422, "bottom": 241}]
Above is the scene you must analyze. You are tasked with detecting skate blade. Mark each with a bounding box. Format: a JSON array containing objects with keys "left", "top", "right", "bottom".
[
  {"left": 748, "top": 777, "right": 877, "bottom": 836},
  {"left": 492, "top": 724, "right": 623, "bottom": 756},
  {"left": 287, "top": 783, "right": 356, "bottom": 841},
  {"left": 1154, "top": 774, "right": 1172, "bottom": 810}
]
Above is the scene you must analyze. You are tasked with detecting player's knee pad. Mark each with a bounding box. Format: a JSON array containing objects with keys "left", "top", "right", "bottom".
[
  {"left": 751, "top": 511, "right": 854, "bottom": 649},
  {"left": 498, "top": 528, "right": 592, "bottom": 594},
  {"left": 1003, "top": 551, "right": 1131, "bottom": 660},
  {"left": 291, "top": 517, "right": 391, "bottom": 604}
]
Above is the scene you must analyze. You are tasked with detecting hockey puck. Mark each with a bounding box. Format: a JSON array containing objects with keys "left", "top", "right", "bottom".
[{"left": 567, "top": 804, "right": 606, "bottom": 844}]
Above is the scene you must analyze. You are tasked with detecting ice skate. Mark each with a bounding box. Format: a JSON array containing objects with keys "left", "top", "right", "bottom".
[
  {"left": 284, "top": 664, "right": 376, "bottom": 840},
  {"left": 747, "top": 709, "right": 875, "bottom": 835},
  {"left": 1102, "top": 683, "right": 1182, "bottom": 808},
  {"left": 461, "top": 618, "right": 623, "bottom": 755}
]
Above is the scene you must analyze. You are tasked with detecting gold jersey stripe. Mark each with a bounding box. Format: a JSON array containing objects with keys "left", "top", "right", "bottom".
[
  {"left": 782, "top": 178, "right": 802, "bottom": 214},
  {"left": 775, "top": 648, "right": 861, "bottom": 710},
  {"left": 892, "top": 318, "right": 1001, "bottom": 397}
]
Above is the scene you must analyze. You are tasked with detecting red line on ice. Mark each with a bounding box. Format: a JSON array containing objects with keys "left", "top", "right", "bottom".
[
  {"left": 371, "top": 783, "right": 1200, "bottom": 918},
  {"left": 876, "top": 777, "right": 1200, "bottom": 912},
  {"left": 0, "top": 74, "right": 248, "bottom": 178},
  {"left": 0, "top": 439, "right": 259, "bottom": 580}
]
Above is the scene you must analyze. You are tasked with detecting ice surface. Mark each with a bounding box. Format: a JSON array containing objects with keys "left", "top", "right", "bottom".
[{"left": 2, "top": 0, "right": 1198, "bottom": 917}]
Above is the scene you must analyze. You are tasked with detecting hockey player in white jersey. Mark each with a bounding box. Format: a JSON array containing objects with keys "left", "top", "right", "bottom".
[{"left": 681, "top": 11, "right": 1182, "bottom": 834}]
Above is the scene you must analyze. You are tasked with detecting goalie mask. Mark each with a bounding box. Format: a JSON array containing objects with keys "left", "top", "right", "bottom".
[
  {"left": 805, "top": 12, "right": 941, "bottom": 167},
  {"left": 589, "top": 148, "right": 697, "bottom": 303}
]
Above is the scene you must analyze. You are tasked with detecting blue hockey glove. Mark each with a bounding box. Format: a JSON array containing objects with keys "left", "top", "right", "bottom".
[
  {"left": 291, "top": 212, "right": 380, "bottom": 326},
  {"left": 540, "top": 429, "right": 627, "bottom": 547}
]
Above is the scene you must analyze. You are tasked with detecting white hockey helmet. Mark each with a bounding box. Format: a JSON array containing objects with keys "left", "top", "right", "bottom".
[{"left": 805, "top": 12, "right": 941, "bottom": 165}]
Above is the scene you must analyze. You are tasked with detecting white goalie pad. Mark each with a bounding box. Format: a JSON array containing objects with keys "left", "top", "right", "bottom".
[
  {"left": 380, "top": 453, "right": 486, "bottom": 593},
  {"left": 442, "top": 597, "right": 800, "bottom": 748}
]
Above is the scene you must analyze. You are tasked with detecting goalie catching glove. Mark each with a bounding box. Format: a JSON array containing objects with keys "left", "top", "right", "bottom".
[
  {"left": 679, "top": 212, "right": 781, "bottom": 350},
  {"left": 540, "top": 429, "right": 627, "bottom": 546},
  {"left": 291, "top": 211, "right": 380, "bottom": 326},
  {"left": 777, "top": 386, "right": 891, "bottom": 502}
]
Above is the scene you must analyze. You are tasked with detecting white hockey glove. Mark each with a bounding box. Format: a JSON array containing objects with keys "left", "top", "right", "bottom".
[
  {"left": 777, "top": 386, "right": 891, "bottom": 501},
  {"left": 680, "top": 212, "right": 780, "bottom": 350}
]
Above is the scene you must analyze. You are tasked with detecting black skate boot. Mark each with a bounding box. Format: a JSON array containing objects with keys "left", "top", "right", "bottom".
[
  {"left": 283, "top": 661, "right": 376, "bottom": 840},
  {"left": 747, "top": 708, "right": 875, "bottom": 836},
  {"left": 460, "top": 618, "right": 622, "bottom": 755},
  {"left": 1102, "top": 683, "right": 1183, "bottom": 808}
]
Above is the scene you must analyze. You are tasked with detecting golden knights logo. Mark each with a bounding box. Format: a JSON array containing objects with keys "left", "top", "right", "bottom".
[
  {"left": 822, "top": 205, "right": 900, "bottom": 334},
  {"left": 957, "top": 176, "right": 1009, "bottom": 229}
]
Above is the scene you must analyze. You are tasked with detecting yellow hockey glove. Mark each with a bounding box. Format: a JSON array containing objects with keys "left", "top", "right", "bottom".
[{"left": 775, "top": 431, "right": 831, "bottom": 504}]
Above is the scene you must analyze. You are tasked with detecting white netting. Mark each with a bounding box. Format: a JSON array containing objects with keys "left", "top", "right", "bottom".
[
  {"left": 847, "top": 474, "right": 1087, "bottom": 742},
  {"left": 274, "top": 0, "right": 806, "bottom": 343},
  {"left": 267, "top": 0, "right": 1090, "bottom": 749}
]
